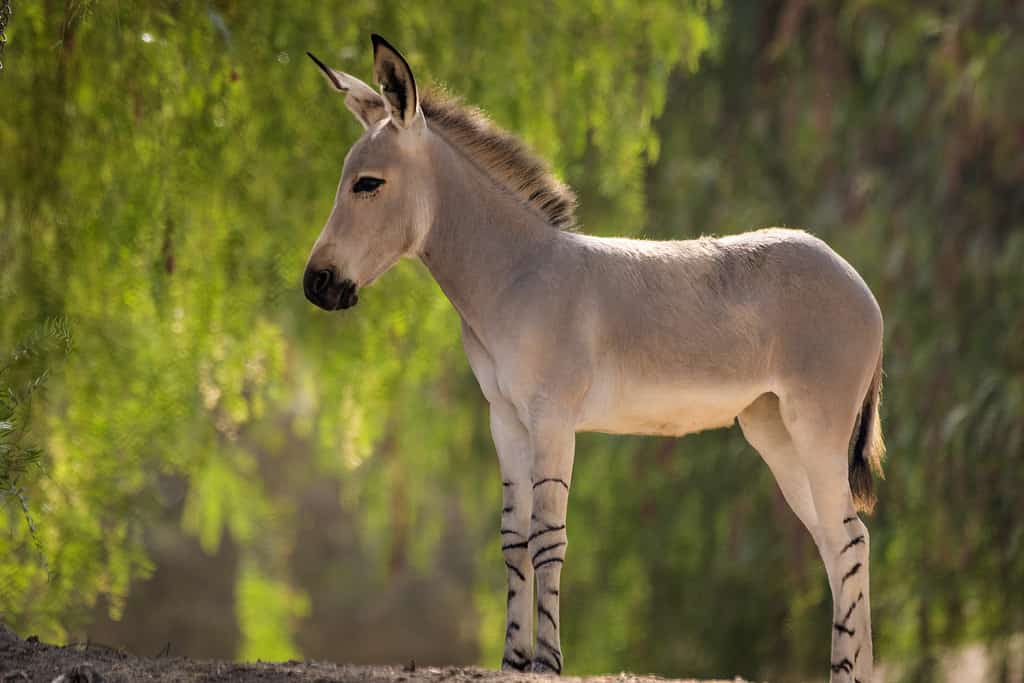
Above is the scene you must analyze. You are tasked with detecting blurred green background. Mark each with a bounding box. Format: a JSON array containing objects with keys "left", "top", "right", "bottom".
[{"left": 2, "top": 2, "right": 1022, "bottom": 682}]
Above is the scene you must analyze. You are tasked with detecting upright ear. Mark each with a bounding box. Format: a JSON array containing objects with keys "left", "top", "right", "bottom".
[
  {"left": 370, "top": 34, "right": 422, "bottom": 129},
  {"left": 307, "top": 51, "right": 387, "bottom": 129}
]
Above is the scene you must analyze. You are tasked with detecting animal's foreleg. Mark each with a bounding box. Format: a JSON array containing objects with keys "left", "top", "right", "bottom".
[
  {"left": 490, "top": 404, "right": 534, "bottom": 672},
  {"left": 527, "top": 422, "right": 575, "bottom": 675}
]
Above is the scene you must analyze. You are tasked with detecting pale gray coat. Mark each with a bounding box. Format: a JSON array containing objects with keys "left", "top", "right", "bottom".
[{"left": 303, "top": 36, "right": 885, "bottom": 682}]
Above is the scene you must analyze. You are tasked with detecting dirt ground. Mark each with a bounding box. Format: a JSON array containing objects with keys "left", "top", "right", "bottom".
[{"left": 0, "top": 625, "right": 750, "bottom": 683}]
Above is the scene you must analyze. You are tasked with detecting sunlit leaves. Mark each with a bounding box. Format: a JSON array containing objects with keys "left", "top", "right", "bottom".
[
  {"left": 3, "top": 2, "right": 1019, "bottom": 680},
  {"left": 0, "top": 0, "right": 712, "bottom": 663},
  {"left": 236, "top": 565, "right": 311, "bottom": 662}
]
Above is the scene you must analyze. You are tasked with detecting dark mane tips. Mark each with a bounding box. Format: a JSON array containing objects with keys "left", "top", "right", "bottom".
[{"left": 419, "top": 89, "right": 577, "bottom": 230}]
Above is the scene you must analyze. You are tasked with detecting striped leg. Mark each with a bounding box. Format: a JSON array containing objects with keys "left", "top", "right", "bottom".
[
  {"left": 527, "top": 422, "right": 574, "bottom": 675},
  {"left": 794, "top": 439, "right": 874, "bottom": 681},
  {"left": 740, "top": 394, "right": 874, "bottom": 682},
  {"left": 491, "top": 404, "right": 534, "bottom": 672},
  {"left": 799, "top": 454, "right": 875, "bottom": 681},
  {"left": 819, "top": 508, "right": 873, "bottom": 682}
]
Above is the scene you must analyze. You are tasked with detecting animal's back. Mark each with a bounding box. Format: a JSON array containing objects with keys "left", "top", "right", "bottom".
[{"left": 571, "top": 228, "right": 881, "bottom": 436}]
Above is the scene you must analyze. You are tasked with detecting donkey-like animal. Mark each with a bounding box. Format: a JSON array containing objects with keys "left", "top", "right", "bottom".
[{"left": 303, "top": 35, "right": 885, "bottom": 682}]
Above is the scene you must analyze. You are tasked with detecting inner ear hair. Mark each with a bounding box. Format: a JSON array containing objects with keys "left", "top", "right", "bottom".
[
  {"left": 379, "top": 62, "right": 410, "bottom": 117},
  {"left": 371, "top": 34, "right": 419, "bottom": 124}
]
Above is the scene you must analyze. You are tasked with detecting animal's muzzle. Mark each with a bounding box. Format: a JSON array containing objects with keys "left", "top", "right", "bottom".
[{"left": 304, "top": 266, "right": 359, "bottom": 310}]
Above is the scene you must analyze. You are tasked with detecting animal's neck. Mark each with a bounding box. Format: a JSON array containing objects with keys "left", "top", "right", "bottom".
[{"left": 418, "top": 137, "right": 559, "bottom": 336}]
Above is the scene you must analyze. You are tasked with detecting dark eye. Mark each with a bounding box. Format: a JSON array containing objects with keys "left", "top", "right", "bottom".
[{"left": 353, "top": 176, "right": 385, "bottom": 194}]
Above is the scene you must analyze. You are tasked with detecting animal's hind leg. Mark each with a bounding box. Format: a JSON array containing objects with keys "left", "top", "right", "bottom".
[
  {"left": 739, "top": 394, "right": 822, "bottom": 545},
  {"left": 739, "top": 394, "right": 873, "bottom": 682},
  {"left": 804, "top": 467, "right": 873, "bottom": 682},
  {"left": 824, "top": 513, "right": 872, "bottom": 682},
  {"left": 780, "top": 396, "right": 874, "bottom": 682}
]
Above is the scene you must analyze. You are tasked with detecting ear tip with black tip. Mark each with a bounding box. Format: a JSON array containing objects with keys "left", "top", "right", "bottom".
[
  {"left": 370, "top": 33, "right": 393, "bottom": 54},
  {"left": 306, "top": 51, "right": 346, "bottom": 91}
]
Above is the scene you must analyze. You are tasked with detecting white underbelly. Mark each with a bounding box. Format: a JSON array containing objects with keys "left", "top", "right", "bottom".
[{"left": 576, "top": 374, "right": 766, "bottom": 437}]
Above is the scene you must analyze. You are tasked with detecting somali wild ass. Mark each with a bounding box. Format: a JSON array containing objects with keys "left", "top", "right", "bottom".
[{"left": 303, "top": 35, "right": 884, "bottom": 682}]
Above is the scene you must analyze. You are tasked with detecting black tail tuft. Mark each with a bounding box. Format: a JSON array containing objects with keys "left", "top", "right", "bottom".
[{"left": 850, "top": 352, "right": 885, "bottom": 514}]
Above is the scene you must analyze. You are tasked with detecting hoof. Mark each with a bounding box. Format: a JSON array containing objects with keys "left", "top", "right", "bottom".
[
  {"left": 530, "top": 658, "right": 561, "bottom": 675},
  {"left": 501, "top": 654, "right": 531, "bottom": 672}
]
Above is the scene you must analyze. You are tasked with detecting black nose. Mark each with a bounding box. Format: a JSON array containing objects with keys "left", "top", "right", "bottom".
[
  {"left": 303, "top": 266, "right": 359, "bottom": 310},
  {"left": 312, "top": 269, "right": 332, "bottom": 295}
]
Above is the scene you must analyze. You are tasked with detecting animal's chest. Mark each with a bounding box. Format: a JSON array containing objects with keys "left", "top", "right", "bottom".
[{"left": 575, "top": 371, "right": 765, "bottom": 437}]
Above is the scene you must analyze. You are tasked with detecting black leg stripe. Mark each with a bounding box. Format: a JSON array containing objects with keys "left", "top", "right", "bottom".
[
  {"left": 502, "top": 481, "right": 513, "bottom": 487},
  {"left": 500, "top": 528, "right": 523, "bottom": 537},
  {"left": 502, "top": 541, "right": 528, "bottom": 551},
  {"left": 841, "top": 562, "right": 862, "bottom": 586},
  {"left": 505, "top": 621, "right": 520, "bottom": 640},
  {"left": 502, "top": 505, "right": 514, "bottom": 514},
  {"left": 843, "top": 515, "right": 858, "bottom": 524},
  {"left": 533, "top": 478, "right": 569, "bottom": 491},
  {"left": 536, "top": 636, "right": 562, "bottom": 667},
  {"left": 841, "top": 535, "right": 865, "bottom": 554},
  {"left": 538, "top": 604, "right": 557, "bottom": 630},
  {"left": 834, "top": 622, "right": 855, "bottom": 637},
  {"left": 840, "top": 592, "right": 864, "bottom": 625},
  {"left": 533, "top": 557, "right": 564, "bottom": 571},
  {"left": 528, "top": 524, "right": 565, "bottom": 543},
  {"left": 507, "top": 590, "right": 516, "bottom": 604},
  {"left": 502, "top": 657, "right": 529, "bottom": 671},
  {"left": 532, "top": 541, "right": 566, "bottom": 563},
  {"left": 505, "top": 562, "right": 525, "bottom": 581},
  {"left": 831, "top": 658, "right": 853, "bottom": 673}
]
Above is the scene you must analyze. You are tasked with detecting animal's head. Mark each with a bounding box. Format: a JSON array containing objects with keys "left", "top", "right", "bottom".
[{"left": 303, "top": 35, "right": 433, "bottom": 311}]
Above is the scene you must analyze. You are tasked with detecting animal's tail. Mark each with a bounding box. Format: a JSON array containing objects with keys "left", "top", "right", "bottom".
[{"left": 849, "top": 350, "right": 886, "bottom": 514}]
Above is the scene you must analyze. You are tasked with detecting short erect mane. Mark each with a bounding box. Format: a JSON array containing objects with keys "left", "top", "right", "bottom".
[{"left": 420, "top": 89, "right": 577, "bottom": 230}]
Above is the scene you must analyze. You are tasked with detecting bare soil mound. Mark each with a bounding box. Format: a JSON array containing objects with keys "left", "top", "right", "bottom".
[{"left": 0, "top": 625, "right": 749, "bottom": 683}]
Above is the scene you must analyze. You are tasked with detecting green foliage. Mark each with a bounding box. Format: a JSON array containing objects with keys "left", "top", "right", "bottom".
[
  {"left": 236, "top": 564, "right": 310, "bottom": 662},
  {"left": 0, "top": 318, "right": 72, "bottom": 577},
  {"left": 0, "top": 2, "right": 1021, "bottom": 681},
  {"left": 636, "top": 2, "right": 1024, "bottom": 679}
]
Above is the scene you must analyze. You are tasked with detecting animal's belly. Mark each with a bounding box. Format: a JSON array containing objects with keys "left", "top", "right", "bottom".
[{"left": 575, "top": 377, "right": 765, "bottom": 437}]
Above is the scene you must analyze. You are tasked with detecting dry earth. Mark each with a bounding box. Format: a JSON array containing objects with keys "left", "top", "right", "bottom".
[{"left": 0, "top": 625, "right": 751, "bottom": 683}]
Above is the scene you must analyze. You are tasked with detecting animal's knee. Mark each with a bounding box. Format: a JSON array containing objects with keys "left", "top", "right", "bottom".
[
  {"left": 838, "top": 527, "right": 868, "bottom": 561},
  {"left": 501, "top": 477, "right": 533, "bottom": 522},
  {"left": 818, "top": 515, "right": 869, "bottom": 555},
  {"left": 528, "top": 519, "right": 568, "bottom": 573},
  {"left": 501, "top": 510, "right": 531, "bottom": 561},
  {"left": 502, "top": 539, "right": 528, "bottom": 565},
  {"left": 854, "top": 518, "right": 869, "bottom": 545}
]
